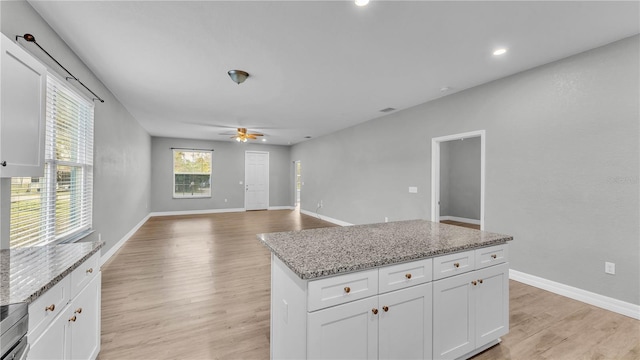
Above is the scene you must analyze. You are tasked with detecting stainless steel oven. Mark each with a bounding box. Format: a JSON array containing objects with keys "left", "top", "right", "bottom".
[{"left": 0, "top": 302, "right": 29, "bottom": 360}]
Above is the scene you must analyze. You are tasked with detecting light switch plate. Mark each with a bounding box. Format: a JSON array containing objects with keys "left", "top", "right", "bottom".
[
  {"left": 409, "top": 186, "right": 418, "bottom": 193},
  {"left": 605, "top": 262, "right": 615, "bottom": 275}
]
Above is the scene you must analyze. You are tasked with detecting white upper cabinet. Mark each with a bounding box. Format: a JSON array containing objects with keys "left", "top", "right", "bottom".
[{"left": 0, "top": 33, "right": 46, "bottom": 177}]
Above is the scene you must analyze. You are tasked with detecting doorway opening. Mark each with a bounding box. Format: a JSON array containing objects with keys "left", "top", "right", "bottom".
[{"left": 431, "top": 130, "right": 485, "bottom": 230}]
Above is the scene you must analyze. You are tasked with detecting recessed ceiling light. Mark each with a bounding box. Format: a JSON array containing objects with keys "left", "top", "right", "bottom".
[
  {"left": 355, "top": 0, "right": 369, "bottom": 7},
  {"left": 379, "top": 107, "right": 396, "bottom": 113},
  {"left": 440, "top": 87, "right": 451, "bottom": 93},
  {"left": 304, "top": 136, "right": 312, "bottom": 139},
  {"left": 493, "top": 48, "right": 507, "bottom": 56}
]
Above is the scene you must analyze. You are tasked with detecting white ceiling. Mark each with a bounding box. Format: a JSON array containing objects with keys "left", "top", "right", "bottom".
[{"left": 28, "top": 1, "right": 639, "bottom": 145}]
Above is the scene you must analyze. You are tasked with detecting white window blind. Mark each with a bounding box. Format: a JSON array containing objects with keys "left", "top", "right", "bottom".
[{"left": 10, "top": 75, "right": 94, "bottom": 248}]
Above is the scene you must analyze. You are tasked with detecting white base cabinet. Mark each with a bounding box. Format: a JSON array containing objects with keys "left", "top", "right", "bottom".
[
  {"left": 433, "top": 262, "right": 509, "bottom": 360},
  {"left": 28, "top": 252, "right": 101, "bottom": 360},
  {"left": 271, "top": 243, "right": 509, "bottom": 360}
]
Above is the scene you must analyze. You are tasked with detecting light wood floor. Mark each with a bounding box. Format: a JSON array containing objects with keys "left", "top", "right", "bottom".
[
  {"left": 440, "top": 219, "right": 481, "bottom": 230},
  {"left": 99, "top": 210, "right": 639, "bottom": 360}
]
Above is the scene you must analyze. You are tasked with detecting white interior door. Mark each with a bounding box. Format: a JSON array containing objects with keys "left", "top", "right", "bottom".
[{"left": 245, "top": 151, "right": 269, "bottom": 210}]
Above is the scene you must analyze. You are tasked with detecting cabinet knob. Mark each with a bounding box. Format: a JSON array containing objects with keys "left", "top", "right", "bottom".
[
  {"left": 478, "top": 279, "right": 483, "bottom": 284},
  {"left": 86, "top": 268, "right": 93, "bottom": 274},
  {"left": 382, "top": 306, "right": 389, "bottom": 312},
  {"left": 45, "top": 304, "right": 55, "bottom": 312},
  {"left": 69, "top": 315, "right": 77, "bottom": 322},
  {"left": 371, "top": 308, "right": 379, "bottom": 315},
  {"left": 453, "top": 262, "right": 460, "bottom": 268},
  {"left": 405, "top": 273, "right": 412, "bottom": 279},
  {"left": 344, "top": 286, "right": 351, "bottom": 294},
  {"left": 471, "top": 280, "right": 477, "bottom": 286},
  {"left": 0, "top": 161, "right": 6, "bottom": 167},
  {"left": 75, "top": 307, "right": 83, "bottom": 314},
  {"left": 491, "top": 254, "right": 497, "bottom": 259}
]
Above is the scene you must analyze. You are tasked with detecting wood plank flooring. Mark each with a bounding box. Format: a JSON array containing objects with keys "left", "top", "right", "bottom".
[
  {"left": 440, "top": 219, "right": 481, "bottom": 230},
  {"left": 99, "top": 210, "right": 639, "bottom": 360}
]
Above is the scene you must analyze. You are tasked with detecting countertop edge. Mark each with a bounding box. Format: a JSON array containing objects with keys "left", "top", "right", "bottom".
[
  {"left": 3, "top": 242, "right": 104, "bottom": 306},
  {"left": 260, "top": 235, "right": 512, "bottom": 280}
]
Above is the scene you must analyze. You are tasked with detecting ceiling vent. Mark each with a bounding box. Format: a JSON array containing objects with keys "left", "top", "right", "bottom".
[{"left": 379, "top": 107, "right": 396, "bottom": 113}]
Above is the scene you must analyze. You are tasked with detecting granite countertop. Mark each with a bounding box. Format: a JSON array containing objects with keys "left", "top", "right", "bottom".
[
  {"left": 258, "top": 220, "right": 513, "bottom": 280},
  {"left": 0, "top": 242, "right": 103, "bottom": 306}
]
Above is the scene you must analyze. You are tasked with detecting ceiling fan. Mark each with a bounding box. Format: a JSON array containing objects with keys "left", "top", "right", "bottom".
[{"left": 232, "top": 128, "right": 263, "bottom": 142}]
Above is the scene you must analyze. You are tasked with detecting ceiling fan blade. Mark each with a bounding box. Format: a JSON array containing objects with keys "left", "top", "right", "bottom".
[
  {"left": 247, "top": 135, "right": 257, "bottom": 139},
  {"left": 248, "top": 133, "right": 264, "bottom": 137}
]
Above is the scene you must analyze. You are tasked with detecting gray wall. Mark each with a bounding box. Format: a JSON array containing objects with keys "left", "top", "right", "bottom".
[
  {"left": 292, "top": 36, "right": 639, "bottom": 305},
  {"left": 0, "top": 0, "right": 152, "bottom": 256},
  {"left": 150, "top": 137, "right": 291, "bottom": 212},
  {"left": 439, "top": 137, "right": 481, "bottom": 220}
]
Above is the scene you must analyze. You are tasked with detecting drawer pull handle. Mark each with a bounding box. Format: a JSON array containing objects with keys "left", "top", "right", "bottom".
[
  {"left": 405, "top": 273, "right": 412, "bottom": 279},
  {"left": 454, "top": 262, "right": 460, "bottom": 268},
  {"left": 491, "top": 254, "right": 497, "bottom": 259},
  {"left": 382, "top": 306, "right": 389, "bottom": 312},
  {"left": 471, "top": 280, "right": 477, "bottom": 286},
  {"left": 75, "top": 307, "right": 83, "bottom": 314},
  {"left": 69, "top": 315, "right": 77, "bottom": 322},
  {"left": 478, "top": 279, "right": 483, "bottom": 284},
  {"left": 344, "top": 286, "right": 351, "bottom": 294},
  {"left": 371, "top": 308, "right": 378, "bottom": 315},
  {"left": 45, "top": 304, "right": 55, "bottom": 312},
  {"left": 86, "top": 268, "right": 94, "bottom": 274}
]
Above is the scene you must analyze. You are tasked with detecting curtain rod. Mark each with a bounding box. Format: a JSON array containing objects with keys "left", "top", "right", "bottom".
[
  {"left": 16, "top": 33, "right": 105, "bottom": 103},
  {"left": 171, "top": 147, "right": 214, "bottom": 152}
]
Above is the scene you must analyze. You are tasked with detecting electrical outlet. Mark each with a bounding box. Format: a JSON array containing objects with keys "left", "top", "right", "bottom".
[
  {"left": 605, "top": 262, "right": 616, "bottom": 275},
  {"left": 384, "top": 217, "right": 388, "bottom": 223},
  {"left": 319, "top": 200, "right": 323, "bottom": 208},
  {"left": 409, "top": 186, "right": 418, "bottom": 193},
  {"left": 98, "top": 233, "right": 102, "bottom": 242}
]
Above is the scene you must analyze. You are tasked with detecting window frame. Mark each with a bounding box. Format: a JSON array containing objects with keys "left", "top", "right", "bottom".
[{"left": 172, "top": 149, "right": 213, "bottom": 199}]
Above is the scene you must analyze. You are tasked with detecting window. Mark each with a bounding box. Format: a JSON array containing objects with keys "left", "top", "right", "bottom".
[
  {"left": 173, "top": 149, "right": 212, "bottom": 198},
  {"left": 10, "top": 75, "right": 94, "bottom": 248}
]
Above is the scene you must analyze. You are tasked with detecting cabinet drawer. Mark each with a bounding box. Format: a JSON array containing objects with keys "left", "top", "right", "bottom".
[
  {"left": 28, "top": 276, "right": 70, "bottom": 342},
  {"left": 308, "top": 269, "right": 378, "bottom": 312},
  {"left": 70, "top": 251, "right": 100, "bottom": 298},
  {"left": 379, "top": 258, "right": 432, "bottom": 294},
  {"left": 433, "top": 250, "right": 474, "bottom": 280},
  {"left": 475, "top": 244, "right": 508, "bottom": 270}
]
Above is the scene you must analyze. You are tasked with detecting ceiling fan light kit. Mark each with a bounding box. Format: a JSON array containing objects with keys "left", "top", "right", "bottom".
[
  {"left": 232, "top": 127, "right": 263, "bottom": 143},
  {"left": 228, "top": 70, "right": 249, "bottom": 84}
]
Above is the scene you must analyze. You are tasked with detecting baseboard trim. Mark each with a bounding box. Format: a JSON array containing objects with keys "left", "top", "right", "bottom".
[
  {"left": 439, "top": 216, "right": 481, "bottom": 225},
  {"left": 268, "top": 206, "right": 295, "bottom": 210},
  {"left": 299, "top": 209, "right": 354, "bottom": 226},
  {"left": 100, "top": 214, "right": 150, "bottom": 267},
  {"left": 509, "top": 269, "right": 640, "bottom": 320},
  {"left": 149, "top": 208, "right": 246, "bottom": 217}
]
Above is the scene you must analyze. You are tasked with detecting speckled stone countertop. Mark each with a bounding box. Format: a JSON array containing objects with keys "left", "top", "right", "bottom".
[
  {"left": 0, "top": 242, "right": 103, "bottom": 306},
  {"left": 258, "top": 220, "right": 512, "bottom": 280}
]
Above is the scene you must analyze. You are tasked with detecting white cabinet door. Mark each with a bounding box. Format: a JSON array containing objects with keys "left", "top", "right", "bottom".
[
  {"left": 28, "top": 307, "right": 70, "bottom": 360},
  {"left": 378, "top": 283, "right": 432, "bottom": 360},
  {"left": 308, "top": 296, "right": 378, "bottom": 360},
  {"left": 68, "top": 274, "right": 101, "bottom": 360},
  {"left": 433, "top": 271, "right": 476, "bottom": 360},
  {"left": 474, "top": 263, "right": 509, "bottom": 347},
  {"left": 0, "top": 33, "right": 46, "bottom": 177}
]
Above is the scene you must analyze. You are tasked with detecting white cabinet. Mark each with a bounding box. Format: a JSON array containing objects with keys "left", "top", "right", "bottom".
[
  {"left": 378, "top": 284, "right": 432, "bottom": 360},
  {"left": 308, "top": 296, "right": 379, "bottom": 360},
  {"left": 28, "top": 252, "right": 102, "bottom": 360},
  {"left": 433, "top": 262, "right": 509, "bottom": 360},
  {"left": 0, "top": 33, "right": 46, "bottom": 177},
  {"left": 307, "top": 283, "right": 432, "bottom": 360}
]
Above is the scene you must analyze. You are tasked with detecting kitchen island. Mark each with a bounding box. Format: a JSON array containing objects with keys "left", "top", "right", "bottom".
[{"left": 259, "top": 220, "right": 513, "bottom": 360}]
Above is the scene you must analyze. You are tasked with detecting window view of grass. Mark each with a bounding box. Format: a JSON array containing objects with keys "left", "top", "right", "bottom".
[{"left": 173, "top": 150, "right": 212, "bottom": 197}]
